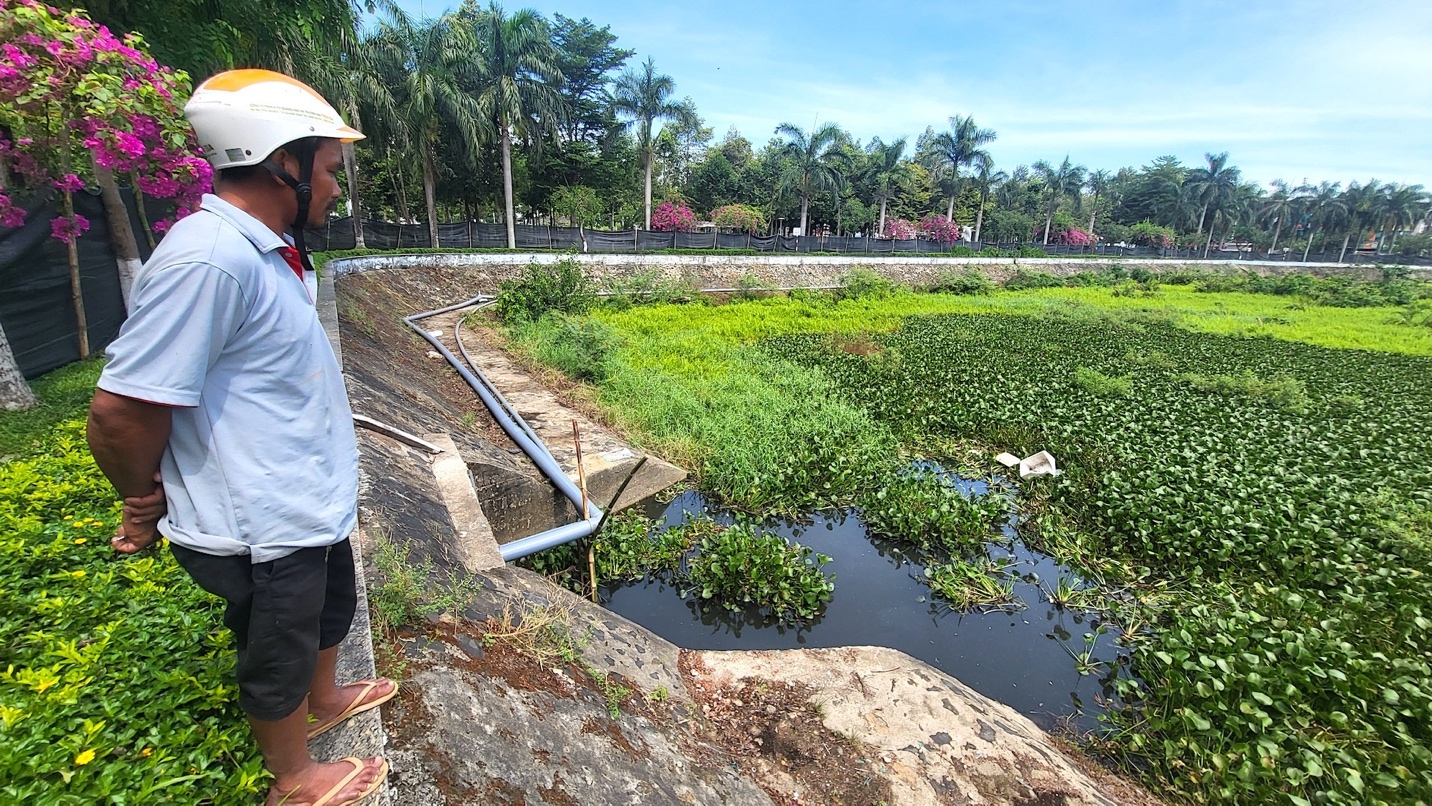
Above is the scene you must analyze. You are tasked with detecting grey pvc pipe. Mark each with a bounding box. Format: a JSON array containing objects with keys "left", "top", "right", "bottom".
[{"left": 403, "top": 298, "right": 602, "bottom": 561}]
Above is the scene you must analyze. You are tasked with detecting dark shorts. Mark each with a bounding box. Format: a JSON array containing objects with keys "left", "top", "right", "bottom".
[{"left": 170, "top": 539, "right": 357, "bottom": 721}]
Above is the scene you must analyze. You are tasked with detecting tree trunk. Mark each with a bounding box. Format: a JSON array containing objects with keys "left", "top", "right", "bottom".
[
  {"left": 0, "top": 319, "right": 37, "bottom": 411},
  {"left": 502, "top": 121, "right": 516, "bottom": 249},
  {"left": 799, "top": 196, "right": 809, "bottom": 238},
  {"left": 878, "top": 196, "right": 887, "bottom": 237},
  {"left": 1303, "top": 228, "right": 1315, "bottom": 262},
  {"left": 343, "top": 141, "right": 365, "bottom": 249},
  {"left": 422, "top": 147, "right": 440, "bottom": 248},
  {"left": 974, "top": 197, "right": 985, "bottom": 244},
  {"left": 60, "top": 190, "right": 90, "bottom": 359},
  {"left": 93, "top": 161, "right": 141, "bottom": 309},
  {"left": 130, "top": 178, "right": 157, "bottom": 251},
  {"left": 946, "top": 192, "right": 955, "bottom": 222},
  {"left": 642, "top": 150, "right": 653, "bottom": 231},
  {"left": 1338, "top": 232, "right": 1351, "bottom": 263},
  {"left": 1203, "top": 225, "right": 1215, "bottom": 259},
  {"left": 1042, "top": 204, "right": 1054, "bottom": 245},
  {"left": 1269, "top": 219, "right": 1282, "bottom": 254},
  {"left": 1195, "top": 201, "right": 1208, "bottom": 237}
]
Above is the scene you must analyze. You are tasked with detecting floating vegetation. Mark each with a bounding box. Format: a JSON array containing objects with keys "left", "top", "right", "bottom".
[
  {"left": 923, "top": 557, "right": 1023, "bottom": 613},
  {"left": 518, "top": 284, "right": 1432, "bottom": 804}
]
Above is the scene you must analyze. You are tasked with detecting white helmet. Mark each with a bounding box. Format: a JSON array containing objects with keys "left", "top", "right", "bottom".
[{"left": 184, "top": 69, "right": 364, "bottom": 170}]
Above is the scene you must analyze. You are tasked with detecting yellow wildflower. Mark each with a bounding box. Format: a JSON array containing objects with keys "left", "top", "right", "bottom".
[
  {"left": 140, "top": 747, "right": 152, "bottom": 757},
  {"left": 70, "top": 570, "right": 86, "bottom": 578},
  {"left": 73, "top": 538, "right": 87, "bottom": 545},
  {"left": 74, "top": 749, "right": 95, "bottom": 766}
]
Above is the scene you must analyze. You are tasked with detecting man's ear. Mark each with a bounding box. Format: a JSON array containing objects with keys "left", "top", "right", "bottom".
[{"left": 267, "top": 147, "right": 297, "bottom": 184}]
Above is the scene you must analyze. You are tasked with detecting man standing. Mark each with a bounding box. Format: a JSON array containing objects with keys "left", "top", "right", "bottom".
[{"left": 87, "top": 69, "right": 394, "bottom": 806}]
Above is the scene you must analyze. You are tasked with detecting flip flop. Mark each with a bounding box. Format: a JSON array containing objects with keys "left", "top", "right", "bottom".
[
  {"left": 311, "top": 757, "right": 389, "bottom": 806},
  {"left": 307, "top": 679, "right": 398, "bottom": 740}
]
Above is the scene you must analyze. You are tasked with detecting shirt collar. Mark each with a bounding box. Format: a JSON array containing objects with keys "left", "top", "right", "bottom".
[{"left": 199, "top": 193, "right": 289, "bottom": 255}]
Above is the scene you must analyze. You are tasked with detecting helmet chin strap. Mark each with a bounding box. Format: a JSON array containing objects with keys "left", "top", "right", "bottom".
[{"left": 262, "top": 138, "right": 319, "bottom": 272}]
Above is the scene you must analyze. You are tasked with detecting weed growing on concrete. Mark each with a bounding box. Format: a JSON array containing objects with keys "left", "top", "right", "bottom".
[{"left": 369, "top": 530, "right": 483, "bottom": 634}]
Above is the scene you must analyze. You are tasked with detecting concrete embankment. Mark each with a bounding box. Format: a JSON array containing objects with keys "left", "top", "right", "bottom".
[{"left": 330, "top": 251, "right": 1431, "bottom": 292}]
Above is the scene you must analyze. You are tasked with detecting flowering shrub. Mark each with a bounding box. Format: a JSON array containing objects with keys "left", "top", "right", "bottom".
[
  {"left": 0, "top": 0, "right": 210, "bottom": 242},
  {"left": 1050, "top": 226, "right": 1095, "bottom": 246},
  {"left": 650, "top": 200, "right": 696, "bottom": 232},
  {"left": 1129, "top": 221, "right": 1175, "bottom": 249},
  {"left": 918, "top": 215, "right": 962, "bottom": 245},
  {"left": 881, "top": 217, "right": 916, "bottom": 240},
  {"left": 710, "top": 203, "right": 765, "bottom": 234}
]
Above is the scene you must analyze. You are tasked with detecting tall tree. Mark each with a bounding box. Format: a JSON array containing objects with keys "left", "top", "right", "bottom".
[
  {"left": 1258, "top": 179, "right": 1300, "bottom": 254},
  {"left": 865, "top": 136, "right": 909, "bottom": 237},
  {"left": 971, "top": 160, "right": 1004, "bottom": 244},
  {"left": 1084, "top": 168, "right": 1112, "bottom": 236},
  {"left": 1185, "top": 152, "right": 1240, "bottom": 249},
  {"left": 612, "top": 57, "right": 693, "bottom": 230},
  {"left": 1375, "top": 183, "right": 1428, "bottom": 254},
  {"left": 1298, "top": 181, "right": 1344, "bottom": 261},
  {"left": 464, "top": 1, "right": 565, "bottom": 249},
  {"left": 550, "top": 14, "right": 632, "bottom": 143},
  {"left": 925, "top": 115, "right": 996, "bottom": 222},
  {"left": 1033, "top": 156, "right": 1086, "bottom": 244},
  {"left": 773, "top": 122, "right": 847, "bottom": 237},
  {"left": 373, "top": 13, "right": 489, "bottom": 248}
]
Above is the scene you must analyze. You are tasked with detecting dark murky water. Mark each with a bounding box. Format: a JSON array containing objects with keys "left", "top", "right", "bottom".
[{"left": 602, "top": 488, "right": 1129, "bottom": 731}]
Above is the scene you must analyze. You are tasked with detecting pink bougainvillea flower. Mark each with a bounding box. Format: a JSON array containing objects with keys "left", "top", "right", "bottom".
[
  {"left": 50, "top": 214, "right": 90, "bottom": 242},
  {"left": 52, "top": 173, "right": 86, "bottom": 192}
]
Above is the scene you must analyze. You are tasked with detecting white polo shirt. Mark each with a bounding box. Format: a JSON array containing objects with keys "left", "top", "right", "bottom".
[{"left": 98, "top": 194, "right": 358, "bottom": 563}]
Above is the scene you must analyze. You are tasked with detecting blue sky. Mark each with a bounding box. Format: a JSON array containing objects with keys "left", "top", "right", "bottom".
[{"left": 390, "top": 0, "right": 1432, "bottom": 187}]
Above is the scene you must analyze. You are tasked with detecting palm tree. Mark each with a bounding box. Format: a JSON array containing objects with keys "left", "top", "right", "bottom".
[
  {"left": 1185, "top": 152, "right": 1240, "bottom": 255},
  {"left": 774, "top": 121, "right": 847, "bottom": 237},
  {"left": 1258, "top": 180, "right": 1300, "bottom": 255},
  {"left": 1375, "top": 183, "right": 1428, "bottom": 254},
  {"left": 612, "top": 57, "right": 693, "bottom": 230},
  {"left": 307, "top": 14, "right": 407, "bottom": 250},
  {"left": 465, "top": 1, "right": 565, "bottom": 248},
  {"left": 1299, "top": 181, "right": 1343, "bottom": 261},
  {"left": 1084, "top": 168, "right": 1112, "bottom": 236},
  {"left": 972, "top": 159, "right": 1004, "bottom": 245},
  {"left": 927, "top": 115, "right": 996, "bottom": 222},
  {"left": 1033, "top": 156, "right": 1086, "bottom": 244},
  {"left": 373, "top": 14, "right": 489, "bottom": 248},
  {"left": 1335, "top": 181, "right": 1377, "bottom": 263},
  {"left": 865, "top": 136, "right": 908, "bottom": 237}
]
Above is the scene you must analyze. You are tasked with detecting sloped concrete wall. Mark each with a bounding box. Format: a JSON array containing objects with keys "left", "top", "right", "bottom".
[{"left": 328, "top": 252, "right": 1431, "bottom": 292}]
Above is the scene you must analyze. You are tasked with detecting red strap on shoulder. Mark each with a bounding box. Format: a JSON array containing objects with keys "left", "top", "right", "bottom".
[{"left": 277, "top": 246, "right": 305, "bottom": 280}]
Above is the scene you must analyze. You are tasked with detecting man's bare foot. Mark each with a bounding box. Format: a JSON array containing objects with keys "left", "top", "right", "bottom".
[
  {"left": 307, "top": 678, "right": 398, "bottom": 738},
  {"left": 266, "top": 756, "right": 385, "bottom": 806}
]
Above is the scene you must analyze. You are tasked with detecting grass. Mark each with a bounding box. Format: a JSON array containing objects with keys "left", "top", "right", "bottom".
[{"left": 0, "top": 359, "right": 108, "bottom": 459}]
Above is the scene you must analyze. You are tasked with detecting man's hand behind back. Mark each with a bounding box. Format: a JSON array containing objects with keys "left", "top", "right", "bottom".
[{"left": 113, "top": 472, "right": 166, "bottom": 554}]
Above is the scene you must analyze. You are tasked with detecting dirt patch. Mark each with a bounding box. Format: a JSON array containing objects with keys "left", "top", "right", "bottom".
[{"left": 679, "top": 650, "right": 894, "bottom": 805}]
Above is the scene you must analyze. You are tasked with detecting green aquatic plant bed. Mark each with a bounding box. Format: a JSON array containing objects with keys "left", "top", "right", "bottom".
[
  {"left": 0, "top": 363, "right": 265, "bottom": 804},
  {"left": 508, "top": 285, "right": 1432, "bottom": 804}
]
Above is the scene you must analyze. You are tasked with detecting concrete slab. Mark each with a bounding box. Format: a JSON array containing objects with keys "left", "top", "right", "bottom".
[{"left": 425, "top": 433, "right": 504, "bottom": 572}]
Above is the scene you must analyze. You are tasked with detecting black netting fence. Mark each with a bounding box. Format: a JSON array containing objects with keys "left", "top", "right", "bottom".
[
  {"left": 303, "top": 217, "right": 1432, "bottom": 265},
  {"left": 0, "top": 189, "right": 129, "bottom": 379}
]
